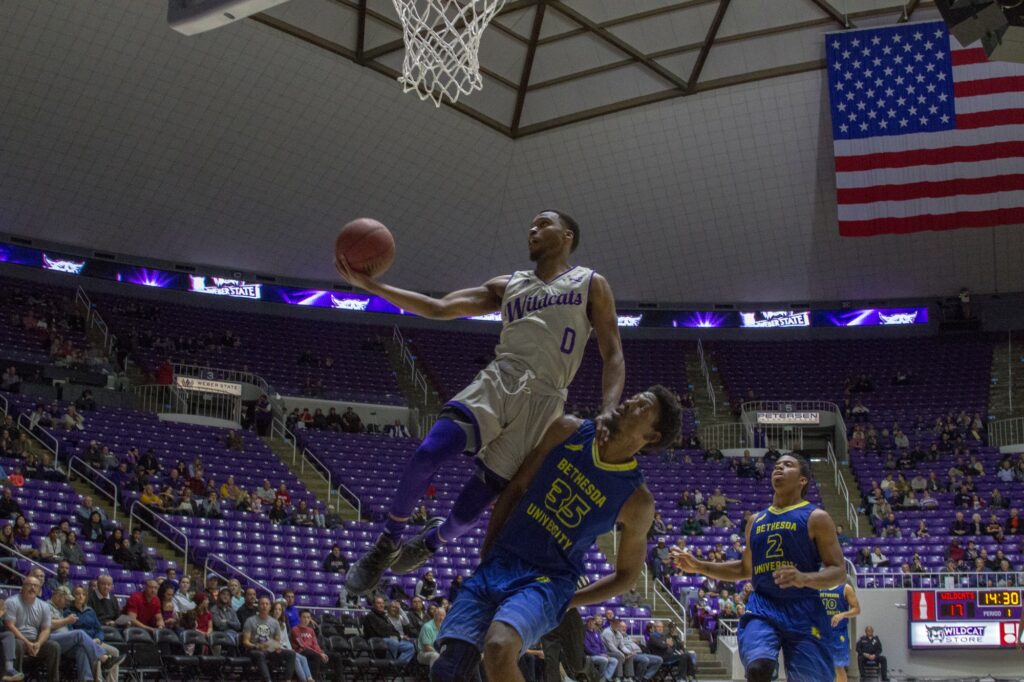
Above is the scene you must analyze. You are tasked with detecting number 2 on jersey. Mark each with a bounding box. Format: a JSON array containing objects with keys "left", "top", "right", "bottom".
[
  {"left": 560, "top": 327, "right": 576, "bottom": 355},
  {"left": 765, "top": 533, "right": 785, "bottom": 559}
]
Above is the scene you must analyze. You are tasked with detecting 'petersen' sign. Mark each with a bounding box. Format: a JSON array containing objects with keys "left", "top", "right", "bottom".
[{"left": 757, "top": 412, "right": 820, "bottom": 425}]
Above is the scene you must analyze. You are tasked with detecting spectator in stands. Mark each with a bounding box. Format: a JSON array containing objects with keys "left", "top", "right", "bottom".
[
  {"left": 870, "top": 546, "right": 890, "bottom": 568},
  {"left": 416, "top": 605, "right": 445, "bottom": 670},
  {"left": 228, "top": 580, "right": 244, "bottom": 610},
  {"left": 255, "top": 479, "right": 275, "bottom": 506},
  {"left": 415, "top": 570, "right": 437, "bottom": 602},
  {"left": 47, "top": 586, "right": 116, "bottom": 679},
  {"left": 608, "top": 619, "right": 662, "bottom": 680},
  {"left": 340, "top": 407, "right": 363, "bottom": 433},
  {"left": 648, "top": 512, "right": 672, "bottom": 538},
  {"left": 0, "top": 489, "right": 21, "bottom": 520},
  {"left": 237, "top": 588, "right": 259, "bottom": 625},
  {"left": 950, "top": 511, "right": 969, "bottom": 536},
  {"left": 61, "top": 405, "right": 85, "bottom": 431},
  {"left": 851, "top": 400, "right": 870, "bottom": 423},
  {"left": 87, "top": 575, "right": 119, "bottom": 627},
  {"left": 989, "top": 488, "right": 1008, "bottom": 509},
  {"left": 68, "top": 585, "right": 122, "bottom": 682},
  {"left": 881, "top": 513, "right": 902, "bottom": 538},
  {"left": 252, "top": 395, "right": 273, "bottom": 437},
  {"left": 61, "top": 533, "right": 84, "bottom": 566},
  {"left": 290, "top": 500, "right": 315, "bottom": 527},
  {"left": 4, "top": 577, "right": 57, "bottom": 681},
  {"left": 1006, "top": 508, "right": 1021, "bottom": 536},
  {"left": 38, "top": 527, "right": 63, "bottom": 562},
  {"left": 124, "top": 580, "right": 164, "bottom": 632},
  {"left": 322, "top": 545, "right": 349, "bottom": 573},
  {"left": 448, "top": 576, "right": 464, "bottom": 604},
  {"left": 710, "top": 505, "right": 735, "bottom": 530},
  {"left": 172, "top": 577, "right": 196, "bottom": 615},
  {"left": 856, "top": 626, "right": 888, "bottom": 681},
  {"left": 242, "top": 596, "right": 296, "bottom": 682},
  {"left": 275, "top": 483, "right": 292, "bottom": 508},
  {"left": 0, "top": 367, "right": 21, "bottom": 394},
  {"left": 384, "top": 420, "right": 411, "bottom": 438},
  {"left": 268, "top": 498, "right": 288, "bottom": 525},
  {"left": 969, "top": 513, "right": 985, "bottom": 535},
  {"left": 292, "top": 609, "right": 343, "bottom": 682},
  {"left": 201, "top": 492, "right": 223, "bottom": 520},
  {"left": 646, "top": 620, "right": 696, "bottom": 682},
  {"left": 224, "top": 431, "right": 243, "bottom": 451},
  {"left": 139, "top": 484, "right": 163, "bottom": 511},
  {"left": 362, "top": 596, "right": 414, "bottom": 662},
  {"left": 583, "top": 616, "right": 617, "bottom": 681},
  {"left": 212, "top": 588, "right": 242, "bottom": 640}
]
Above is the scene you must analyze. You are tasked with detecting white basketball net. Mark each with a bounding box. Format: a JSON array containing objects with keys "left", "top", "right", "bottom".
[{"left": 392, "top": 0, "right": 507, "bottom": 106}]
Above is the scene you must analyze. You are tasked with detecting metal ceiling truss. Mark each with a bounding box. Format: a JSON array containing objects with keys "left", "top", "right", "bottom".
[{"left": 251, "top": 0, "right": 935, "bottom": 137}]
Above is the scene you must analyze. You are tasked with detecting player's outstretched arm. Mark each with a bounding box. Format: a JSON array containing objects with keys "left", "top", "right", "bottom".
[
  {"left": 773, "top": 509, "right": 847, "bottom": 590},
  {"left": 569, "top": 485, "right": 655, "bottom": 609},
  {"left": 338, "top": 256, "right": 508, "bottom": 320},
  {"left": 670, "top": 516, "right": 754, "bottom": 582},
  {"left": 588, "top": 274, "right": 625, "bottom": 433},
  {"left": 480, "top": 416, "right": 582, "bottom": 559}
]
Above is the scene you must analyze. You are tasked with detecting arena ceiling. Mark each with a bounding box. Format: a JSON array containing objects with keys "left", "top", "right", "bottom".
[{"left": 0, "top": 0, "right": 1022, "bottom": 305}]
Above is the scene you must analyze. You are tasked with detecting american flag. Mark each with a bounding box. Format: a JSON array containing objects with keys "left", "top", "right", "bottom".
[{"left": 826, "top": 20, "right": 1024, "bottom": 237}]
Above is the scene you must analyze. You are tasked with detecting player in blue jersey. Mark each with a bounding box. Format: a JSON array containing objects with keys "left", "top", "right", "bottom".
[
  {"left": 819, "top": 582, "right": 860, "bottom": 682},
  {"left": 671, "top": 454, "right": 846, "bottom": 682},
  {"left": 428, "top": 387, "right": 682, "bottom": 682},
  {"left": 338, "top": 211, "right": 626, "bottom": 594}
]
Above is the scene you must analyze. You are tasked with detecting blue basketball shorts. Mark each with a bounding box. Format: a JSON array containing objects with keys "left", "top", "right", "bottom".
[
  {"left": 738, "top": 593, "right": 834, "bottom": 682},
  {"left": 435, "top": 549, "right": 577, "bottom": 655}
]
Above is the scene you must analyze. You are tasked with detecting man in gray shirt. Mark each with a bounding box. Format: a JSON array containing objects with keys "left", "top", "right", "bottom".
[
  {"left": 4, "top": 577, "right": 58, "bottom": 681},
  {"left": 211, "top": 588, "right": 241, "bottom": 641},
  {"left": 241, "top": 596, "right": 295, "bottom": 682}
]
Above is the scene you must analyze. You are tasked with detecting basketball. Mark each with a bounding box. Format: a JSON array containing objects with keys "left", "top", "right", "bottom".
[{"left": 336, "top": 218, "right": 395, "bottom": 278}]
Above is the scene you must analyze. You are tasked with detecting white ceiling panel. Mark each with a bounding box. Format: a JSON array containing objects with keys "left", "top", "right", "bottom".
[{"left": 1, "top": 0, "right": 1020, "bottom": 309}]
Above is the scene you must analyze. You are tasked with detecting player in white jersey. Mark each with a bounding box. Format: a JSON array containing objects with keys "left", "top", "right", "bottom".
[{"left": 337, "top": 210, "right": 624, "bottom": 594}]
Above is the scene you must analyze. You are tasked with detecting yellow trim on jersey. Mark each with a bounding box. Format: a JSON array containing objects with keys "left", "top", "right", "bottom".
[
  {"left": 565, "top": 444, "right": 583, "bottom": 452},
  {"left": 591, "top": 439, "right": 637, "bottom": 471},
  {"left": 767, "top": 500, "right": 810, "bottom": 514}
]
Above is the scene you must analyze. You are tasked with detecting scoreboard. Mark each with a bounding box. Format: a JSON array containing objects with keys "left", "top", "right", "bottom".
[{"left": 908, "top": 590, "right": 1022, "bottom": 649}]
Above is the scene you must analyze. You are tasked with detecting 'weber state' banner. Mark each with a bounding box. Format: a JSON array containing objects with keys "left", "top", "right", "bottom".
[{"left": 826, "top": 20, "right": 1024, "bottom": 237}]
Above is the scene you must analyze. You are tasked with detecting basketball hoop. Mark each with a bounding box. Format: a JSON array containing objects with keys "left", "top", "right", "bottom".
[{"left": 392, "top": 0, "right": 507, "bottom": 106}]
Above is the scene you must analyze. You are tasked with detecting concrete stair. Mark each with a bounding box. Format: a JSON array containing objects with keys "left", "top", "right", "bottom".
[
  {"left": 684, "top": 349, "right": 736, "bottom": 430},
  {"left": 262, "top": 436, "right": 362, "bottom": 523},
  {"left": 989, "top": 340, "right": 1023, "bottom": 421},
  {"left": 62, "top": 459, "right": 186, "bottom": 570},
  {"left": 810, "top": 460, "right": 871, "bottom": 539},
  {"left": 595, "top": 533, "right": 730, "bottom": 679}
]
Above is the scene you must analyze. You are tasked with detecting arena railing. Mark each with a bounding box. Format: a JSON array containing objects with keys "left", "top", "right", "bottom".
[
  {"left": 853, "top": 570, "right": 1022, "bottom": 589},
  {"left": 75, "top": 286, "right": 118, "bottom": 359},
  {"left": 0, "top": 392, "right": 8, "bottom": 419},
  {"left": 827, "top": 442, "right": 859, "bottom": 537},
  {"left": 17, "top": 412, "right": 61, "bottom": 468},
  {"left": 67, "top": 456, "right": 120, "bottom": 523},
  {"left": 127, "top": 500, "right": 189, "bottom": 575},
  {"left": 204, "top": 553, "right": 275, "bottom": 600},
  {"left": 173, "top": 362, "right": 286, "bottom": 421},
  {"left": 335, "top": 482, "right": 362, "bottom": 520},
  {"left": 392, "top": 325, "right": 429, "bottom": 405},
  {"left": 300, "top": 446, "right": 337, "bottom": 512},
  {"left": 271, "top": 417, "right": 298, "bottom": 462},
  {"left": 696, "top": 339, "right": 716, "bottom": 416},
  {"left": 132, "top": 383, "right": 242, "bottom": 424},
  {"left": 989, "top": 416, "right": 1024, "bottom": 447}
]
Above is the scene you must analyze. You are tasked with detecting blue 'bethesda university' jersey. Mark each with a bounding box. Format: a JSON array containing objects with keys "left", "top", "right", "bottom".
[
  {"left": 750, "top": 501, "right": 822, "bottom": 601},
  {"left": 819, "top": 584, "right": 849, "bottom": 637},
  {"left": 493, "top": 420, "right": 645, "bottom": 575}
]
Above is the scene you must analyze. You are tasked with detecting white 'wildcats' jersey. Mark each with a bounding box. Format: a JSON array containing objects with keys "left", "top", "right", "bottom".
[{"left": 494, "top": 266, "right": 595, "bottom": 391}]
